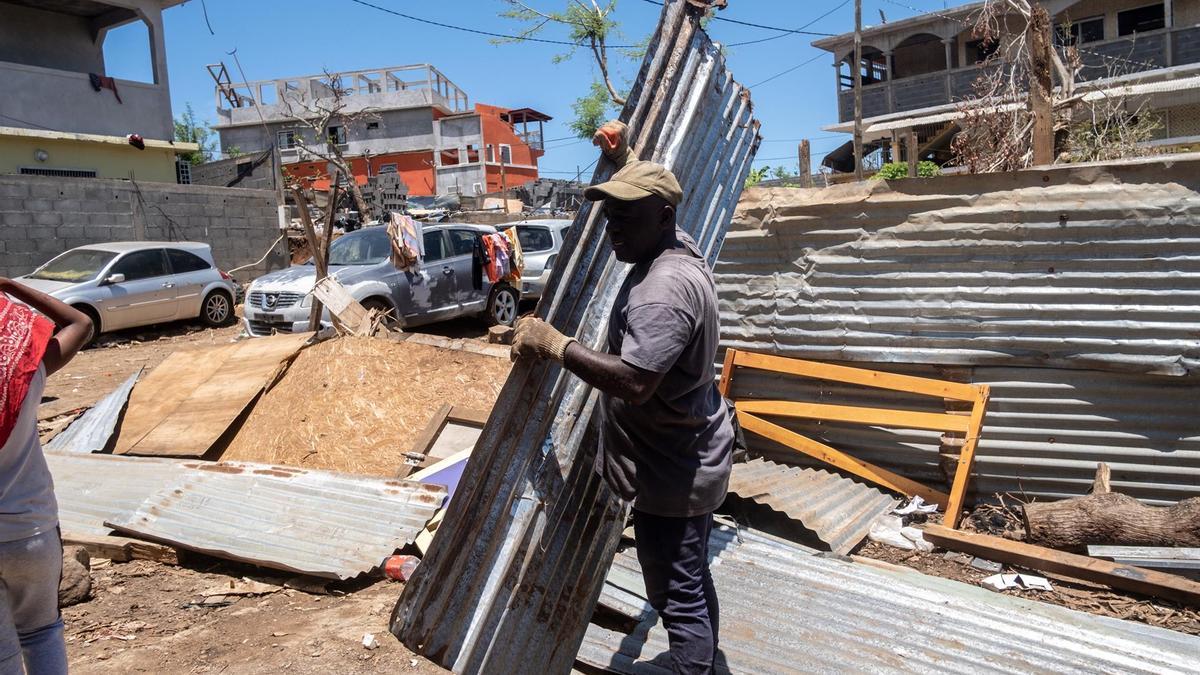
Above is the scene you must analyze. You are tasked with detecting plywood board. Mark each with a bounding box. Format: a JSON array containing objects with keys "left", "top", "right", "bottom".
[
  {"left": 114, "top": 333, "right": 312, "bottom": 457},
  {"left": 221, "top": 337, "right": 510, "bottom": 476}
]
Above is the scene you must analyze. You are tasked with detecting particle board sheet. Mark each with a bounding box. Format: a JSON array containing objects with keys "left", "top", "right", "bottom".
[
  {"left": 103, "top": 462, "right": 446, "bottom": 580},
  {"left": 726, "top": 458, "right": 899, "bottom": 555},
  {"left": 582, "top": 525, "right": 1200, "bottom": 675},
  {"left": 391, "top": 2, "right": 761, "bottom": 671},
  {"left": 114, "top": 333, "right": 312, "bottom": 457}
]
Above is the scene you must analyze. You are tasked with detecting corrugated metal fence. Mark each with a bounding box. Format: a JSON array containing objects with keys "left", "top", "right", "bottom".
[{"left": 717, "top": 156, "right": 1200, "bottom": 505}]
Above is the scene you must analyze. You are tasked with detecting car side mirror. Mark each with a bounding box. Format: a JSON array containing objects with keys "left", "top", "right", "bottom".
[{"left": 103, "top": 273, "right": 126, "bottom": 285}]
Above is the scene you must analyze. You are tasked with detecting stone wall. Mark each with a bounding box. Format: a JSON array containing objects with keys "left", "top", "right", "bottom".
[{"left": 0, "top": 174, "right": 287, "bottom": 282}]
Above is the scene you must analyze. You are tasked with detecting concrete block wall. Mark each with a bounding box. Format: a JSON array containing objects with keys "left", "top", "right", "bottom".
[{"left": 0, "top": 175, "right": 287, "bottom": 282}]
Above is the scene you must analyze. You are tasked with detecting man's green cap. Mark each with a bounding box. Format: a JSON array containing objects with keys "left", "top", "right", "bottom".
[{"left": 584, "top": 160, "right": 683, "bottom": 207}]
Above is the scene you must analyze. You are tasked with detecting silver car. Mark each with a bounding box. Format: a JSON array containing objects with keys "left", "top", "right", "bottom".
[
  {"left": 13, "top": 242, "right": 238, "bottom": 338},
  {"left": 510, "top": 219, "right": 572, "bottom": 300},
  {"left": 242, "top": 223, "right": 521, "bottom": 336}
]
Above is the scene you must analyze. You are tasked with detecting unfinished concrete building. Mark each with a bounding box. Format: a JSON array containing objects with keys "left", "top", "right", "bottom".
[{"left": 211, "top": 64, "right": 549, "bottom": 197}]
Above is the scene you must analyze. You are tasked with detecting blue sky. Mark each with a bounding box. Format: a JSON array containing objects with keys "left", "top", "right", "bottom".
[{"left": 101, "top": 0, "right": 963, "bottom": 178}]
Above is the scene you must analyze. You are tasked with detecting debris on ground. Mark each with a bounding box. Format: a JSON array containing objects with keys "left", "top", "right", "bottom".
[
  {"left": 868, "top": 514, "right": 933, "bottom": 552},
  {"left": 983, "top": 572, "right": 1054, "bottom": 593}
]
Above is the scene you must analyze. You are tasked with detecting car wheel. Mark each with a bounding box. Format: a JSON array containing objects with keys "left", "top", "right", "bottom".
[
  {"left": 486, "top": 285, "right": 519, "bottom": 327},
  {"left": 200, "top": 290, "right": 233, "bottom": 327},
  {"left": 361, "top": 298, "right": 401, "bottom": 330},
  {"left": 75, "top": 304, "right": 101, "bottom": 347}
]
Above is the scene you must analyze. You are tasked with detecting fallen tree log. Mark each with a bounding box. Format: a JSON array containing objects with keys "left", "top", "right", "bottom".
[{"left": 1023, "top": 492, "right": 1200, "bottom": 549}]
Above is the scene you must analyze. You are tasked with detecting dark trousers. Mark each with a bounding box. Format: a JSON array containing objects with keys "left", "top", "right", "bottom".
[{"left": 632, "top": 509, "right": 719, "bottom": 675}]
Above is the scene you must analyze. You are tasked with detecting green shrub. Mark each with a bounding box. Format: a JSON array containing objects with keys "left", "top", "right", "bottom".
[{"left": 873, "top": 161, "right": 941, "bottom": 180}]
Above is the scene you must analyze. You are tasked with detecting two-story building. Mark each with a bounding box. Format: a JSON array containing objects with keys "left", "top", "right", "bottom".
[
  {"left": 813, "top": 0, "right": 1200, "bottom": 172},
  {"left": 211, "top": 64, "right": 549, "bottom": 197},
  {"left": 0, "top": 0, "right": 196, "bottom": 182}
]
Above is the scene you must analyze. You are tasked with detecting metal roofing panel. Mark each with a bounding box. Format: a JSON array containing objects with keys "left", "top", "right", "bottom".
[
  {"left": 105, "top": 463, "right": 444, "bottom": 579},
  {"left": 582, "top": 524, "right": 1200, "bottom": 674},
  {"left": 726, "top": 458, "right": 899, "bottom": 554},
  {"left": 46, "top": 451, "right": 181, "bottom": 536},
  {"left": 390, "top": 2, "right": 760, "bottom": 672},
  {"left": 45, "top": 368, "right": 141, "bottom": 454}
]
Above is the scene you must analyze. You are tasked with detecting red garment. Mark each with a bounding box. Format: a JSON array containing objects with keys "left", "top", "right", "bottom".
[{"left": 0, "top": 296, "right": 53, "bottom": 446}]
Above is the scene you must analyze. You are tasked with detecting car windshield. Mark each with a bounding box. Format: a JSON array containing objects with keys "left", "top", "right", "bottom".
[
  {"left": 322, "top": 228, "right": 392, "bottom": 266},
  {"left": 29, "top": 249, "right": 118, "bottom": 283}
]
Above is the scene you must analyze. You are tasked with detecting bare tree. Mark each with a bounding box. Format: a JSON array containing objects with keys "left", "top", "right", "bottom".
[
  {"left": 279, "top": 70, "right": 378, "bottom": 221},
  {"left": 953, "top": 1, "right": 1160, "bottom": 172}
]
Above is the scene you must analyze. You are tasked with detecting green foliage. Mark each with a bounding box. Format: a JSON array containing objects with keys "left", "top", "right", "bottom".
[
  {"left": 173, "top": 103, "right": 214, "bottom": 166},
  {"left": 744, "top": 166, "right": 770, "bottom": 189},
  {"left": 873, "top": 161, "right": 941, "bottom": 180},
  {"left": 570, "top": 80, "right": 618, "bottom": 139}
]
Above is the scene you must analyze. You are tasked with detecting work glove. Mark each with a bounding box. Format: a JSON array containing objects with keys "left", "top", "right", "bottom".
[
  {"left": 511, "top": 317, "right": 576, "bottom": 363},
  {"left": 592, "top": 120, "right": 635, "bottom": 167}
]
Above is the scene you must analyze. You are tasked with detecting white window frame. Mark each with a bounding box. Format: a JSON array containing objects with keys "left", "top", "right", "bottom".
[
  {"left": 277, "top": 130, "right": 296, "bottom": 149},
  {"left": 378, "top": 163, "right": 398, "bottom": 174},
  {"left": 486, "top": 144, "right": 495, "bottom": 162},
  {"left": 499, "top": 144, "right": 512, "bottom": 164}
]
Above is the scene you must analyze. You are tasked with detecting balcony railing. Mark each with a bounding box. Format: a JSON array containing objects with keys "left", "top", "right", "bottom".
[{"left": 836, "top": 25, "right": 1200, "bottom": 123}]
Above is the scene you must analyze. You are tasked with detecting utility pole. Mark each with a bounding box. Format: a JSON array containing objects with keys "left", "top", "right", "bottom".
[
  {"left": 798, "top": 140, "right": 813, "bottom": 188},
  {"left": 853, "top": 0, "right": 864, "bottom": 181},
  {"left": 499, "top": 149, "right": 509, "bottom": 214}
]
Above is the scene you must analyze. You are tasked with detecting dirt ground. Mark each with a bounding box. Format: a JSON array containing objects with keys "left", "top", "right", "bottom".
[{"left": 64, "top": 556, "right": 447, "bottom": 674}]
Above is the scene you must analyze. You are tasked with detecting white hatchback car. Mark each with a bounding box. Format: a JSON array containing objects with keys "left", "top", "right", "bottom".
[{"left": 14, "top": 242, "right": 238, "bottom": 339}]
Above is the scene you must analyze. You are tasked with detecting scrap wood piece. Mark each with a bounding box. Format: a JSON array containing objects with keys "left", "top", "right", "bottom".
[
  {"left": 397, "top": 405, "right": 489, "bottom": 478},
  {"left": 45, "top": 368, "right": 142, "bottom": 454},
  {"left": 726, "top": 457, "right": 899, "bottom": 555},
  {"left": 114, "top": 333, "right": 312, "bottom": 457},
  {"left": 721, "top": 348, "right": 989, "bottom": 529},
  {"left": 312, "top": 276, "right": 378, "bottom": 336},
  {"left": 104, "top": 463, "right": 447, "bottom": 580},
  {"left": 735, "top": 410, "right": 950, "bottom": 508},
  {"left": 61, "top": 532, "right": 178, "bottom": 565},
  {"left": 924, "top": 524, "right": 1200, "bottom": 606},
  {"left": 1024, "top": 492, "right": 1200, "bottom": 550}
]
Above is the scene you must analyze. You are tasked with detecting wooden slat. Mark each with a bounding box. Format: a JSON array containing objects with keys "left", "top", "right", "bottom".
[
  {"left": 115, "top": 333, "right": 313, "bottom": 457},
  {"left": 942, "top": 386, "right": 990, "bottom": 528},
  {"left": 62, "top": 532, "right": 178, "bottom": 565},
  {"left": 736, "top": 399, "right": 971, "bottom": 433},
  {"left": 731, "top": 350, "right": 979, "bottom": 401},
  {"left": 447, "top": 406, "right": 491, "bottom": 427},
  {"left": 737, "top": 411, "right": 949, "bottom": 508},
  {"left": 718, "top": 348, "right": 737, "bottom": 398},
  {"left": 924, "top": 525, "right": 1200, "bottom": 606},
  {"left": 398, "top": 403, "right": 453, "bottom": 479}
]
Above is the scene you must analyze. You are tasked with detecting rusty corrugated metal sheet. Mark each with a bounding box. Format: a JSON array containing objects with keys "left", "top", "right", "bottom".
[
  {"left": 46, "top": 452, "right": 445, "bottom": 579},
  {"left": 582, "top": 523, "right": 1200, "bottom": 674},
  {"left": 717, "top": 156, "right": 1200, "bottom": 505},
  {"left": 726, "top": 458, "right": 898, "bottom": 554},
  {"left": 389, "top": 2, "right": 760, "bottom": 672}
]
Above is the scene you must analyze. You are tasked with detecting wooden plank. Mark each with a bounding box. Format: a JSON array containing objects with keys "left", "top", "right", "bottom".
[
  {"left": 398, "top": 404, "right": 453, "bottom": 478},
  {"left": 731, "top": 350, "right": 979, "bottom": 401},
  {"left": 718, "top": 348, "right": 737, "bottom": 398},
  {"left": 924, "top": 524, "right": 1200, "bottom": 606},
  {"left": 736, "top": 399, "right": 971, "bottom": 433},
  {"left": 737, "top": 411, "right": 949, "bottom": 508},
  {"left": 62, "top": 532, "right": 178, "bottom": 565},
  {"left": 448, "top": 406, "right": 491, "bottom": 427},
  {"left": 115, "top": 333, "right": 312, "bottom": 457},
  {"left": 942, "top": 385, "right": 990, "bottom": 529}
]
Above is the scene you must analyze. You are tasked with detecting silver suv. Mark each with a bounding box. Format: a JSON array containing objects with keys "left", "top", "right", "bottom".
[
  {"left": 13, "top": 242, "right": 237, "bottom": 337},
  {"left": 510, "top": 219, "right": 572, "bottom": 300},
  {"left": 243, "top": 223, "right": 520, "bottom": 336}
]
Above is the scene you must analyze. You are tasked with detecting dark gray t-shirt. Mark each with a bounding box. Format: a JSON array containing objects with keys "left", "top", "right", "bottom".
[{"left": 596, "top": 229, "right": 733, "bottom": 517}]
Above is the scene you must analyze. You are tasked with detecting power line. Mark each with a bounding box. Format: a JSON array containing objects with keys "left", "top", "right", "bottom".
[
  {"left": 348, "top": 0, "right": 640, "bottom": 47},
  {"left": 0, "top": 112, "right": 57, "bottom": 132},
  {"left": 746, "top": 52, "right": 827, "bottom": 88},
  {"left": 639, "top": 0, "right": 839, "bottom": 37}
]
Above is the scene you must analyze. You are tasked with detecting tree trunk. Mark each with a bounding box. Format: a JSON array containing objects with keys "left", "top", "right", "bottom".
[
  {"left": 1023, "top": 492, "right": 1200, "bottom": 550},
  {"left": 1027, "top": 5, "right": 1055, "bottom": 165}
]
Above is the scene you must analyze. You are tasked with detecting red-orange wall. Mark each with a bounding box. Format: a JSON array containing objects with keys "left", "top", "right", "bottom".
[
  {"left": 283, "top": 150, "right": 437, "bottom": 196},
  {"left": 478, "top": 103, "right": 543, "bottom": 168}
]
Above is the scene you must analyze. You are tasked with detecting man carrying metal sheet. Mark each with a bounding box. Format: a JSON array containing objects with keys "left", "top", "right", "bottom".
[{"left": 512, "top": 121, "right": 733, "bottom": 674}]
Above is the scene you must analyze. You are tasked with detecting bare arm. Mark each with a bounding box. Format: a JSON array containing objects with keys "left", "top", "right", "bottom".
[
  {"left": 562, "top": 341, "right": 665, "bottom": 406},
  {"left": 0, "top": 279, "right": 92, "bottom": 376}
]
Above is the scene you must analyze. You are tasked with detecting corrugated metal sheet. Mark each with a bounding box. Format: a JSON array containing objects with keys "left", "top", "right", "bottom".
[
  {"left": 390, "top": 2, "right": 760, "bottom": 672},
  {"left": 45, "top": 368, "right": 141, "bottom": 454},
  {"left": 45, "top": 452, "right": 445, "bottom": 579},
  {"left": 581, "top": 523, "right": 1200, "bottom": 674},
  {"left": 725, "top": 458, "right": 898, "bottom": 554},
  {"left": 106, "top": 463, "right": 444, "bottom": 579},
  {"left": 717, "top": 157, "right": 1200, "bottom": 505}
]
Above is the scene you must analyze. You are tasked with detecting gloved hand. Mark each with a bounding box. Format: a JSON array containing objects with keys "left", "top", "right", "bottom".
[
  {"left": 511, "top": 317, "right": 576, "bottom": 363},
  {"left": 592, "top": 120, "right": 634, "bottom": 166}
]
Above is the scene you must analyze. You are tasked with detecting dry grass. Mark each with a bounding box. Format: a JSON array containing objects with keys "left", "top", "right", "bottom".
[{"left": 220, "top": 337, "right": 510, "bottom": 476}]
